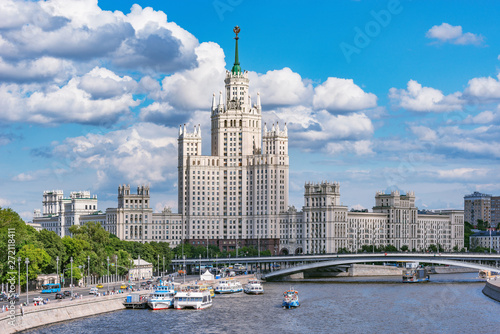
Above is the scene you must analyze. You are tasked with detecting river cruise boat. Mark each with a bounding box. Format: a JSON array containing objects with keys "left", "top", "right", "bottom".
[
  {"left": 402, "top": 268, "right": 430, "bottom": 283},
  {"left": 244, "top": 280, "right": 264, "bottom": 295},
  {"left": 148, "top": 283, "right": 177, "bottom": 310},
  {"left": 479, "top": 270, "right": 500, "bottom": 279},
  {"left": 185, "top": 283, "right": 215, "bottom": 298},
  {"left": 282, "top": 289, "right": 299, "bottom": 309},
  {"left": 214, "top": 279, "right": 243, "bottom": 294},
  {"left": 174, "top": 289, "right": 212, "bottom": 310}
]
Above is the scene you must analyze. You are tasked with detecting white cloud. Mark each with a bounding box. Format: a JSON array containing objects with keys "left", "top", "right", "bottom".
[
  {"left": 389, "top": 80, "right": 464, "bottom": 112},
  {"left": 0, "top": 198, "right": 12, "bottom": 207},
  {"left": 464, "top": 109, "right": 500, "bottom": 124},
  {"left": 13, "top": 173, "right": 35, "bottom": 182},
  {"left": 313, "top": 77, "right": 377, "bottom": 112},
  {"left": 248, "top": 67, "right": 313, "bottom": 107},
  {"left": 426, "top": 23, "right": 483, "bottom": 45},
  {"left": 410, "top": 125, "right": 438, "bottom": 141},
  {"left": 52, "top": 122, "right": 179, "bottom": 186},
  {"left": 0, "top": 68, "right": 139, "bottom": 125},
  {"left": 158, "top": 42, "right": 226, "bottom": 110},
  {"left": 436, "top": 168, "right": 489, "bottom": 180},
  {"left": 464, "top": 73, "right": 500, "bottom": 102},
  {"left": 0, "top": 56, "right": 73, "bottom": 83},
  {"left": 325, "top": 140, "right": 374, "bottom": 156},
  {"left": 78, "top": 67, "right": 137, "bottom": 99}
]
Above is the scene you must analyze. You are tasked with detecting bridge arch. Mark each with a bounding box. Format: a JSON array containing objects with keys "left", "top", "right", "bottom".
[
  {"left": 263, "top": 255, "right": 500, "bottom": 280},
  {"left": 280, "top": 248, "right": 289, "bottom": 255}
]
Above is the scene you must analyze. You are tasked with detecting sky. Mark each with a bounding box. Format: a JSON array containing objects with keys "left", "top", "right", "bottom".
[{"left": 1, "top": 0, "right": 499, "bottom": 221}]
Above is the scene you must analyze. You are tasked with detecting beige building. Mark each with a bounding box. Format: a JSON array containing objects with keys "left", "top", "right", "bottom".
[
  {"left": 128, "top": 259, "right": 153, "bottom": 280},
  {"left": 464, "top": 191, "right": 491, "bottom": 225}
]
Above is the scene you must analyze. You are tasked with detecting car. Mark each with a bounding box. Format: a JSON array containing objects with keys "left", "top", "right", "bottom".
[
  {"left": 33, "top": 296, "right": 44, "bottom": 303},
  {"left": 146, "top": 280, "right": 152, "bottom": 284},
  {"left": 140, "top": 282, "right": 147, "bottom": 286},
  {"left": 8, "top": 294, "right": 19, "bottom": 302},
  {"left": 55, "top": 293, "right": 65, "bottom": 299},
  {"left": 63, "top": 290, "right": 71, "bottom": 296},
  {"left": 96, "top": 284, "right": 104, "bottom": 289},
  {"left": 120, "top": 284, "right": 127, "bottom": 289},
  {"left": 0, "top": 293, "right": 7, "bottom": 301},
  {"left": 89, "top": 287, "right": 98, "bottom": 295}
]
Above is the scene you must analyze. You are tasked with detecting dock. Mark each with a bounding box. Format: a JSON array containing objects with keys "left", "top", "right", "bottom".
[{"left": 123, "top": 301, "right": 148, "bottom": 309}]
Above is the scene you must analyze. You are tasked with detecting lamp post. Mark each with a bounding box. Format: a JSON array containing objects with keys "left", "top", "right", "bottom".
[
  {"left": 183, "top": 255, "right": 186, "bottom": 284},
  {"left": 199, "top": 254, "right": 202, "bottom": 276},
  {"left": 55, "top": 256, "right": 59, "bottom": 286},
  {"left": 157, "top": 254, "right": 160, "bottom": 277},
  {"left": 70, "top": 257, "right": 73, "bottom": 297},
  {"left": 25, "top": 258, "right": 29, "bottom": 305},
  {"left": 114, "top": 255, "right": 118, "bottom": 283},
  {"left": 17, "top": 257, "right": 21, "bottom": 296},
  {"left": 163, "top": 256, "right": 165, "bottom": 277},
  {"left": 87, "top": 256, "right": 90, "bottom": 286},
  {"left": 106, "top": 256, "right": 110, "bottom": 293}
]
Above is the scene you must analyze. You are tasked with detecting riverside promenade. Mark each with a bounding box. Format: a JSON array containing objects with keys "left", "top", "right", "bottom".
[
  {"left": 0, "top": 292, "right": 136, "bottom": 334},
  {"left": 482, "top": 277, "right": 500, "bottom": 303}
]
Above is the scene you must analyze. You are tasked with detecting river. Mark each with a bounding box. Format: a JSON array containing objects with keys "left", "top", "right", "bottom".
[{"left": 22, "top": 273, "right": 499, "bottom": 334}]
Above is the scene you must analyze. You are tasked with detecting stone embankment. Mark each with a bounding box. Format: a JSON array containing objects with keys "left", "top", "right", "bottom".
[
  {"left": 482, "top": 277, "right": 500, "bottom": 303},
  {"left": 0, "top": 293, "right": 128, "bottom": 333}
]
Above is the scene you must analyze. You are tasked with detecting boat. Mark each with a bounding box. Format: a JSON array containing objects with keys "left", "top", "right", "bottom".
[
  {"left": 214, "top": 279, "right": 243, "bottom": 294},
  {"left": 173, "top": 288, "right": 212, "bottom": 310},
  {"left": 147, "top": 283, "right": 177, "bottom": 310},
  {"left": 282, "top": 289, "right": 299, "bottom": 309},
  {"left": 185, "top": 283, "right": 215, "bottom": 298},
  {"left": 244, "top": 279, "right": 264, "bottom": 295},
  {"left": 479, "top": 270, "right": 500, "bottom": 279},
  {"left": 402, "top": 268, "right": 430, "bottom": 283}
]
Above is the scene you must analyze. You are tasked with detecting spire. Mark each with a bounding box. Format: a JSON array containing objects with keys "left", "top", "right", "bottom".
[
  {"left": 231, "top": 26, "right": 241, "bottom": 75},
  {"left": 218, "top": 90, "right": 223, "bottom": 106},
  {"left": 198, "top": 124, "right": 201, "bottom": 137},
  {"left": 257, "top": 92, "right": 261, "bottom": 108},
  {"left": 179, "top": 124, "right": 182, "bottom": 136},
  {"left": 212, "top": 93, "right": 216, "bottom": 111}
]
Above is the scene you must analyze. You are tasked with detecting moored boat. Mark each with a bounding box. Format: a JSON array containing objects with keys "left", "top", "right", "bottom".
[
  {"left": 402, "top": 268, "right": 430, "bottom": 283},
  {"left": 214, "top": 279, "right": 243, "bottom": 294},
  {"left": 244, "top": 279, "right": 264, "bottom": 295},
  {"left": 147, "top": 282, "right": 177, "bottom": 310},
  {"left": 174, "top": 288, "right": 212, "bottom": 310},
  {"left": 282, "top": 289, "right": 299, "bottom": 309}
]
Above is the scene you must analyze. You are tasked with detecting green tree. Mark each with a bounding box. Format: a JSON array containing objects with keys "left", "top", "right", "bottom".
[
  {"left": 401, "top": 245, "right": 409, "bottom": 252},
  {"left": 18, "top": 244, "right": 51, "bottom": 286},
  {"left": 384, "top": 245, "right": 398, "bottom": 252},
  {"left": 36, "top": 229, "right": 66, "bottom": 274},
  {"left": 464, "top": 221, "right": 473, "bottom": 249}
]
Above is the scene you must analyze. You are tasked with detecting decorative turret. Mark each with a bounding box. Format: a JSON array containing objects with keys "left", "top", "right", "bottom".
[
  {"left": 257, "top": 92, "right": 261, "bottom": 108},
  {"left": 231, "top": 26, "right": 241, "bottom": 75},
  {"left": 212, "top": 93, "right": 216, "bottom": 111}
]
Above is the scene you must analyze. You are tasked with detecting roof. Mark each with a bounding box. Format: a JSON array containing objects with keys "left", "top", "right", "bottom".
[
  {"left": 133, "top": 259, "right": 152, "bottom": 266},
  {"left": 471, "top": 231, "right": 500, "bottom": 237}
]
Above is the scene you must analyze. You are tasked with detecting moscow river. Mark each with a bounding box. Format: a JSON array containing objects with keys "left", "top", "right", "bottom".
[{"left": 24, "top": 273, "right": 499, "bottom": 334}]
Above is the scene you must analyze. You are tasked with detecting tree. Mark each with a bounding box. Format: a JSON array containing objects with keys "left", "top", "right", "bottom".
[
  {"left": 464, "top": 222, "right": 473, "bottom": 249},
  {"left": 400, "top": 245, "right": 409, "bottom": 252},
  {"left": 428, "top": 244, "right": 438, "bottom": 252},
  {"left": 384, "top": 245, "right": 398, "bottom": 252},
  {"left": 17, "top": 244, "right": 51, "bottom": 286},
  {"left": 37, "top": 229, "right": 66, "bottom": 274}
]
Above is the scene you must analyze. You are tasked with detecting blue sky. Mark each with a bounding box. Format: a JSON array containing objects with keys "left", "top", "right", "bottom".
[{"left": 1, "top": 0, "right": 499, "bottom": 221}]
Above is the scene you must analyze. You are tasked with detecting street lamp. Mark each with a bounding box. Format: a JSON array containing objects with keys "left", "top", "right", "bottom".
[
  {"left": 56, "top": 256, "right": 59, "bottom": 286},
  {"left": 163, "top": 256, "right": 165, "bottom": 277},
  {"left": 17, "top": 257, "right": 21, "bottom": 296},
  {"left": 70, "top": 257, "right": 73, "bottom": 297},
  {"left": 183, "top": 255, "right": 186, "bottom": 284},
  {"left": 115, "top": 255, "right": 118, "bottom": 283},
  {"left": 157, "top": 254, "right": 160, "bottom": 277},
  {"left": 199, "top": 254, "right": 202, "bottom": 276},
  {"left": 87, "top": 256, "right": 90, "bottom": 286},
  {"left": 25, "top": 258, "right": 29, "bottom": 305},
  {"left": 106, "top": 256, "right": 110, "bottom": 293}
]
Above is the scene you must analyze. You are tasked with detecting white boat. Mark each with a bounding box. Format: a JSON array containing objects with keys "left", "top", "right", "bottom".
[
  {"left": 244, "top": 279, "right": 264, "bottom": 295},
  {"left": 174, "top": 289, "right": 212, "bottom": 310},
  {"left": 148, "top": 283, "right": 177, "bottom": 310},
  {"left": 214, "top": 279, "right": 243, "bottom": 294}
]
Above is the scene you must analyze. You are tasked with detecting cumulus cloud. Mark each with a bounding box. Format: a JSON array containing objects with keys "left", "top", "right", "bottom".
[
  {"left": 78, "top": 67, "right": 137, "bottom": 99},
  {"left": 464, "top": 73, "right": 500, "bottom": 102},
  {"left": 410, "top": 125, "right": 438, "bottom": 141},
  {"left": 158, "top": 42, "right": 226, "bottom": 110},
  {"left": 463, "top": 109, "right": 500, "bottom": 124},
  {"left": 0, "top": 68, "right": 139, "bottom": 125},
  {"left": 436, "top": 168, "right": 489, "bottom": 180},
  {"left": 0, "top": 56, "right": 73, "bottom": 83},
  {"left": 51, "top": 122, "right": 179, "bottom": 185},
  {"left": 313, "top": 77, "right": 377, "bottom": 112},
  {"left": 266, "top": 107, "right": 374, "bottom": 155},
  {"left": 0, "top": 0, "right": 198, "bottom": 72},
  {"left": 248, "top": 67, "right": 313, "bottom": 107},
  {"left": 426, "top": 23, "right": 484, "bottom": 45},
  {"left": 389, "top": 80, "right": 464, "bottom": 112}
]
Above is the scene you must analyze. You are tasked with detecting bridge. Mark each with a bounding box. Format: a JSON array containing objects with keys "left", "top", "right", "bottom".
[{"left": 170, "top": 253, "right": 500, "bottom": 280}]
